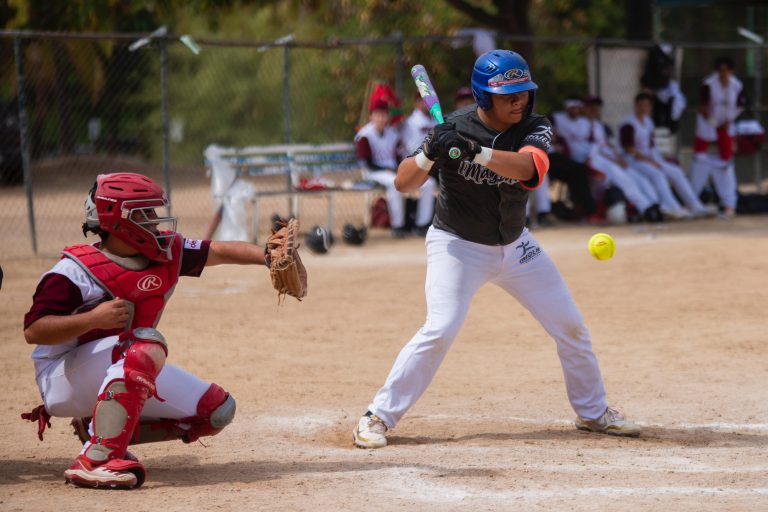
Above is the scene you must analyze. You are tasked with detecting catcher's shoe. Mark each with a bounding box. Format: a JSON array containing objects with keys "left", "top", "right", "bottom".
[
  {"left": 64, "top": 455, "right": 145, "bottom": 489},
  {"left": 575, "top": 407, "right": 641, "bottom": 437},
  {"left": 353, "top": 413, "right": 388, "bottom": 448}
]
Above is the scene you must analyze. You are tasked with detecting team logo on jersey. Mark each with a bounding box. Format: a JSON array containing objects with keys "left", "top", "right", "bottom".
[
  {"left": 523, "top": 125, "right": 553, "bottom": 152},
  {"left": 457, "top": 160, "right": 518, "bottom": 186},
  {"left": 137, "top": 275, "right": 163, "bottom": 292},
  {"left": 516, "top": 240, "right": 541, "bottom": 264}
]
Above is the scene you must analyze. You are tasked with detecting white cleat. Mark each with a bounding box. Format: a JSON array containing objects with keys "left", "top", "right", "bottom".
[
  {"left": 353, "top": 414, "right": 388, "bottom": 448},
  {"left": 64, "top": 456, "right": 143, "bottom": 489},
  {"left": 663, "top": 207, "right": 692, "bottom": 220},
  {"left": 575, "top": 407, "right": 642, "bottom": 437}
]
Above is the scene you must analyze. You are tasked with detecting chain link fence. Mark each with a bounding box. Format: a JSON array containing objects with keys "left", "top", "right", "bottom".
[{"left": 1, "top": 30, "right": 766, "bottom": 259}]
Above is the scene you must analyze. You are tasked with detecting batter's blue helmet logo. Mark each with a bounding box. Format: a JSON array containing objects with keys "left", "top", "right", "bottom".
[{"left": 471, "top": 50, "right": 538, "bottom": 112}]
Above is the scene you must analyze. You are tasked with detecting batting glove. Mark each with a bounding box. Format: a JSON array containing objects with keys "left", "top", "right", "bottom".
[{"left": 432, "top": 123, "right": 481, "bottom": 161}]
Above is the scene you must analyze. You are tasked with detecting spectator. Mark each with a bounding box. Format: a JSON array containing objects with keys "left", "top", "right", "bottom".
[
  {"left": 640, "top": 44, "right": 687, "bottom": 134},
  {"left": 582, "top": 96, "right": 663, "bottom": 223},
  {"left": 355, "top": 100, "right": 435, "bottom": 238},
  {"left": 548, "top": 97, "right": 599, "bottom": 222},
  {"left": 400, "top": 93, "right": 437, "bottom": 155},
  {"left": 689, "top": 56, "right": 746, "bottom": 219},
  {"left": 619, "top": 93, "right": 716, "bottom": 219}
]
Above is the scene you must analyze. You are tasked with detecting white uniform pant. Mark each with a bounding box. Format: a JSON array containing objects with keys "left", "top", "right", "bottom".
[
  {"left": 526, "top": 175, "right": 552, "bottom": 216},
  {"left": 626, "top": 158, "right": 684, "bottom": 214},
  {"left": 589, "top": 154, "right": 654, "bottom": 212},
  {"left": 690, "top": 153, "right": 738, "bottom": 209},
  {"left": 368, "top": 227, "right": 608, "bottom": 428},
  {"left": 34, "top": 336, "right": 210, "bottom": 420},
  {"left": 653, "top": 158, "right": 708, "bottom": 213},
  {"left": 364, "top": 170, "right": 436, "bottom": 228}
]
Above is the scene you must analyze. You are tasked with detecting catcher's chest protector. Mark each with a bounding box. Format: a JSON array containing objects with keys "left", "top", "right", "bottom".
[{"left": 63, "top": 236, "right": 182, "bottom": 342}]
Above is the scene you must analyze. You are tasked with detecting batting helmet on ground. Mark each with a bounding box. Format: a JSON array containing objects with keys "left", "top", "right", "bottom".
[
  {"left": 342, "top": 223, "right": 368, "bottom": 246},
  {"left": 305, "top": 225, "right": 333, "bottom": 254},
  {"left": 471, "top": 50, "right": 538, "bottom": 113}
]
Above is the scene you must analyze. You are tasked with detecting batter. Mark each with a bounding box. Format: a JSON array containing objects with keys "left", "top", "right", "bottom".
[
  {"left": 353, "top": 50, "right": 641, "bottom": 448},
  {"left": 22, "top": 172, "right": 269, "bottom": 489}
]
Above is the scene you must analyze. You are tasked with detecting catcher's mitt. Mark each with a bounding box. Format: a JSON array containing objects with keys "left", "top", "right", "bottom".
[{"left": 266, "top": 218, "right": 307, "bottom": 303}]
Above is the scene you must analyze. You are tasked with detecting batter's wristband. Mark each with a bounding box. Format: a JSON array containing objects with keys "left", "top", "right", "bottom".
[
  {"left": 473, "top": 146, "right": 493, "bottom": 166},
  {"left": 414, "top": 152, "right": 435, "bottom": 171}
]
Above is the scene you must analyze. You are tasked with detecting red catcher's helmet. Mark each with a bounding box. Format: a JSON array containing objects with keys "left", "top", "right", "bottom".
[{"left": 84, "top": 173, "right": 177, "bottom": 262}]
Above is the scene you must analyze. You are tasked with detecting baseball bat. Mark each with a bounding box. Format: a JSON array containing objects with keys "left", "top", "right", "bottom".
[{"left": 410, "top": 64, "right": 462, "bottom": 159}]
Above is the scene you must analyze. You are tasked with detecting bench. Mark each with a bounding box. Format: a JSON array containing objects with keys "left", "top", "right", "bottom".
[{"left": 204, "top": 143, "right": 382, "bottom": 243}]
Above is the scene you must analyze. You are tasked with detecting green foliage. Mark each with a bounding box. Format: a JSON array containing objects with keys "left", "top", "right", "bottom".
[{"left": 3, "top": 0, "right": 634, "bottom": 164}]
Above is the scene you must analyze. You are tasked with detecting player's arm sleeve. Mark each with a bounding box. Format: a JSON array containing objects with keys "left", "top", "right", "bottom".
[
  {"left": 517, "top": 147, "right": 549, "bottom": 190},
  {"left": 517, "top": 117, "right": 553, "bottom": 190},
  {"left": 24, "top": 273, "right": 84, "bottom": 329},
  {"left": 180, "top": 239, "right": 212, "bottom": 277}
]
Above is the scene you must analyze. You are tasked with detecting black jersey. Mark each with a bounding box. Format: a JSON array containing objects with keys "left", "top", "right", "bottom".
[{"left": 415, "top": 105, "right": 553, "bottom": 246}]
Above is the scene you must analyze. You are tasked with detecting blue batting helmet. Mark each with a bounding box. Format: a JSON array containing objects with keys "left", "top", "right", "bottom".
[{"left": 471, "top": 50, "right": 538, "bottom": 113}]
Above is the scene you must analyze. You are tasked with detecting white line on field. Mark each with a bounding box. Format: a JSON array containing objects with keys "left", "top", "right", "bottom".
[
  {"left": 430, "top": 414, "right": 768, "bottom": 432},
  {"left": 378, "top": 469, "right": 768, "bottom": 503}
]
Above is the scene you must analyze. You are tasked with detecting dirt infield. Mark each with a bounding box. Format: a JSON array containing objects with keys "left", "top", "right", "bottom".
[{"left": 1, "top": 217, "right": 767, "bottom": 511}]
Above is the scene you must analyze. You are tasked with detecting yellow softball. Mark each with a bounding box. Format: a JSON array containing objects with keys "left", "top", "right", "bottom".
[{"left": 588, "top": 233, "right": 615, "bottom": 261}]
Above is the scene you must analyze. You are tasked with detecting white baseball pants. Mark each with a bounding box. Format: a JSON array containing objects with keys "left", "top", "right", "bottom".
[
  {"left": 651, "top": 158, "right": 709, "bottom": 213},
  {"left": 690, "top": 153, "right": 737, "bottom": 209},
  {"left": 35, "top": 335, "right": 211, "bottom": 420},
  {"left": 626, "top": 158, "right": 685, "bottom": 214},
  {"left": 364, "top": 170, "right": 436, "bottom": 228},
  {"left": 589, "top": 153, "right": 655, "bottom": 212},
  {"left": 368, "top": 227, "right": 608, "bottom": 428}
]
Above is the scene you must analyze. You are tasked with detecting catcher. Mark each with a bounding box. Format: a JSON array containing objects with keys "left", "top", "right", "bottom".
[{"left": 21, "top": 172, "right": 305, "bottom": 489}]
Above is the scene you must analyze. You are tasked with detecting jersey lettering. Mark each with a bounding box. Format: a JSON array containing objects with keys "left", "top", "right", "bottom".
[
  {"left": 522, "top": 124, "right": 553, "bottom": 152},
  {"left": 457, "top": 160, "right": 518, "bottom": 186}
]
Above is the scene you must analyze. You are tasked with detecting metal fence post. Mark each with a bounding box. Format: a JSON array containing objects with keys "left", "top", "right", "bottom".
[
  {"left": 160, "top": 38, "right": 172, "bottom": 209},
  {"left": 395, "top": 32, "right": 404, "bottom": 102},
  {"left": 283, "top": 45, "right": 292, "bottom": 145},
  {"left": 13, "top": 35, "right": 37, "bottom": 254},
  {"left": 283, "top": 45, "right": 293, "bottom": 214},
  {"left": 754, "top": 44, "right": 763, "bottom": 191}
]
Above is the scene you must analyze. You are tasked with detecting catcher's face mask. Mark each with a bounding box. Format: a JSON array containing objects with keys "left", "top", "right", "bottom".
[{"left": 88, "top": 172, "right": 178, "bottom": 262}]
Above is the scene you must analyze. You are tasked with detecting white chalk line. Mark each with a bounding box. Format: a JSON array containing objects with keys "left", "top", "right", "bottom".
[
  {"left": 430, "top": 414, "right": 768, "bottom": 432},
  {"left": 376, "top": 468, "right": 768, "bottom": 503}
]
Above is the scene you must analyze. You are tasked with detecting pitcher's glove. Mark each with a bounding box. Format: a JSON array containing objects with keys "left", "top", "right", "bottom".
[{"left": 265, "top": 218, "right": 307, "bottom": 303}]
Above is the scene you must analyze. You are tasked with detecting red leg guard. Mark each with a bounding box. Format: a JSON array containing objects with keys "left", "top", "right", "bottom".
[
  {"left": 83, "top": 328, "right": 167, "bottom": 464},
  {"left": 180, "top": 383, "right": 236, "bottom": 443}
]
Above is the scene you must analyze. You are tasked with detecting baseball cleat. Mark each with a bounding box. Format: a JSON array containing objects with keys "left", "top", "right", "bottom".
[
  {"left": 353, "top": 414, "right": 388, "bottom": 448},
  {"left": 575, "top": 407, "right": 641, "bottom": 437},
  {"left": 64, "top": 455, "right": 145, "bottom": 489}
]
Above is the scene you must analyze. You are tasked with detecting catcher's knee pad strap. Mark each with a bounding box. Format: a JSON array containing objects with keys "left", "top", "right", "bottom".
[
  {"left": 113, "top": 327, "right": 169, "bottom": 364},
  {"left": 182, "top": 383, "right": 236, "bottom": 443}
]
